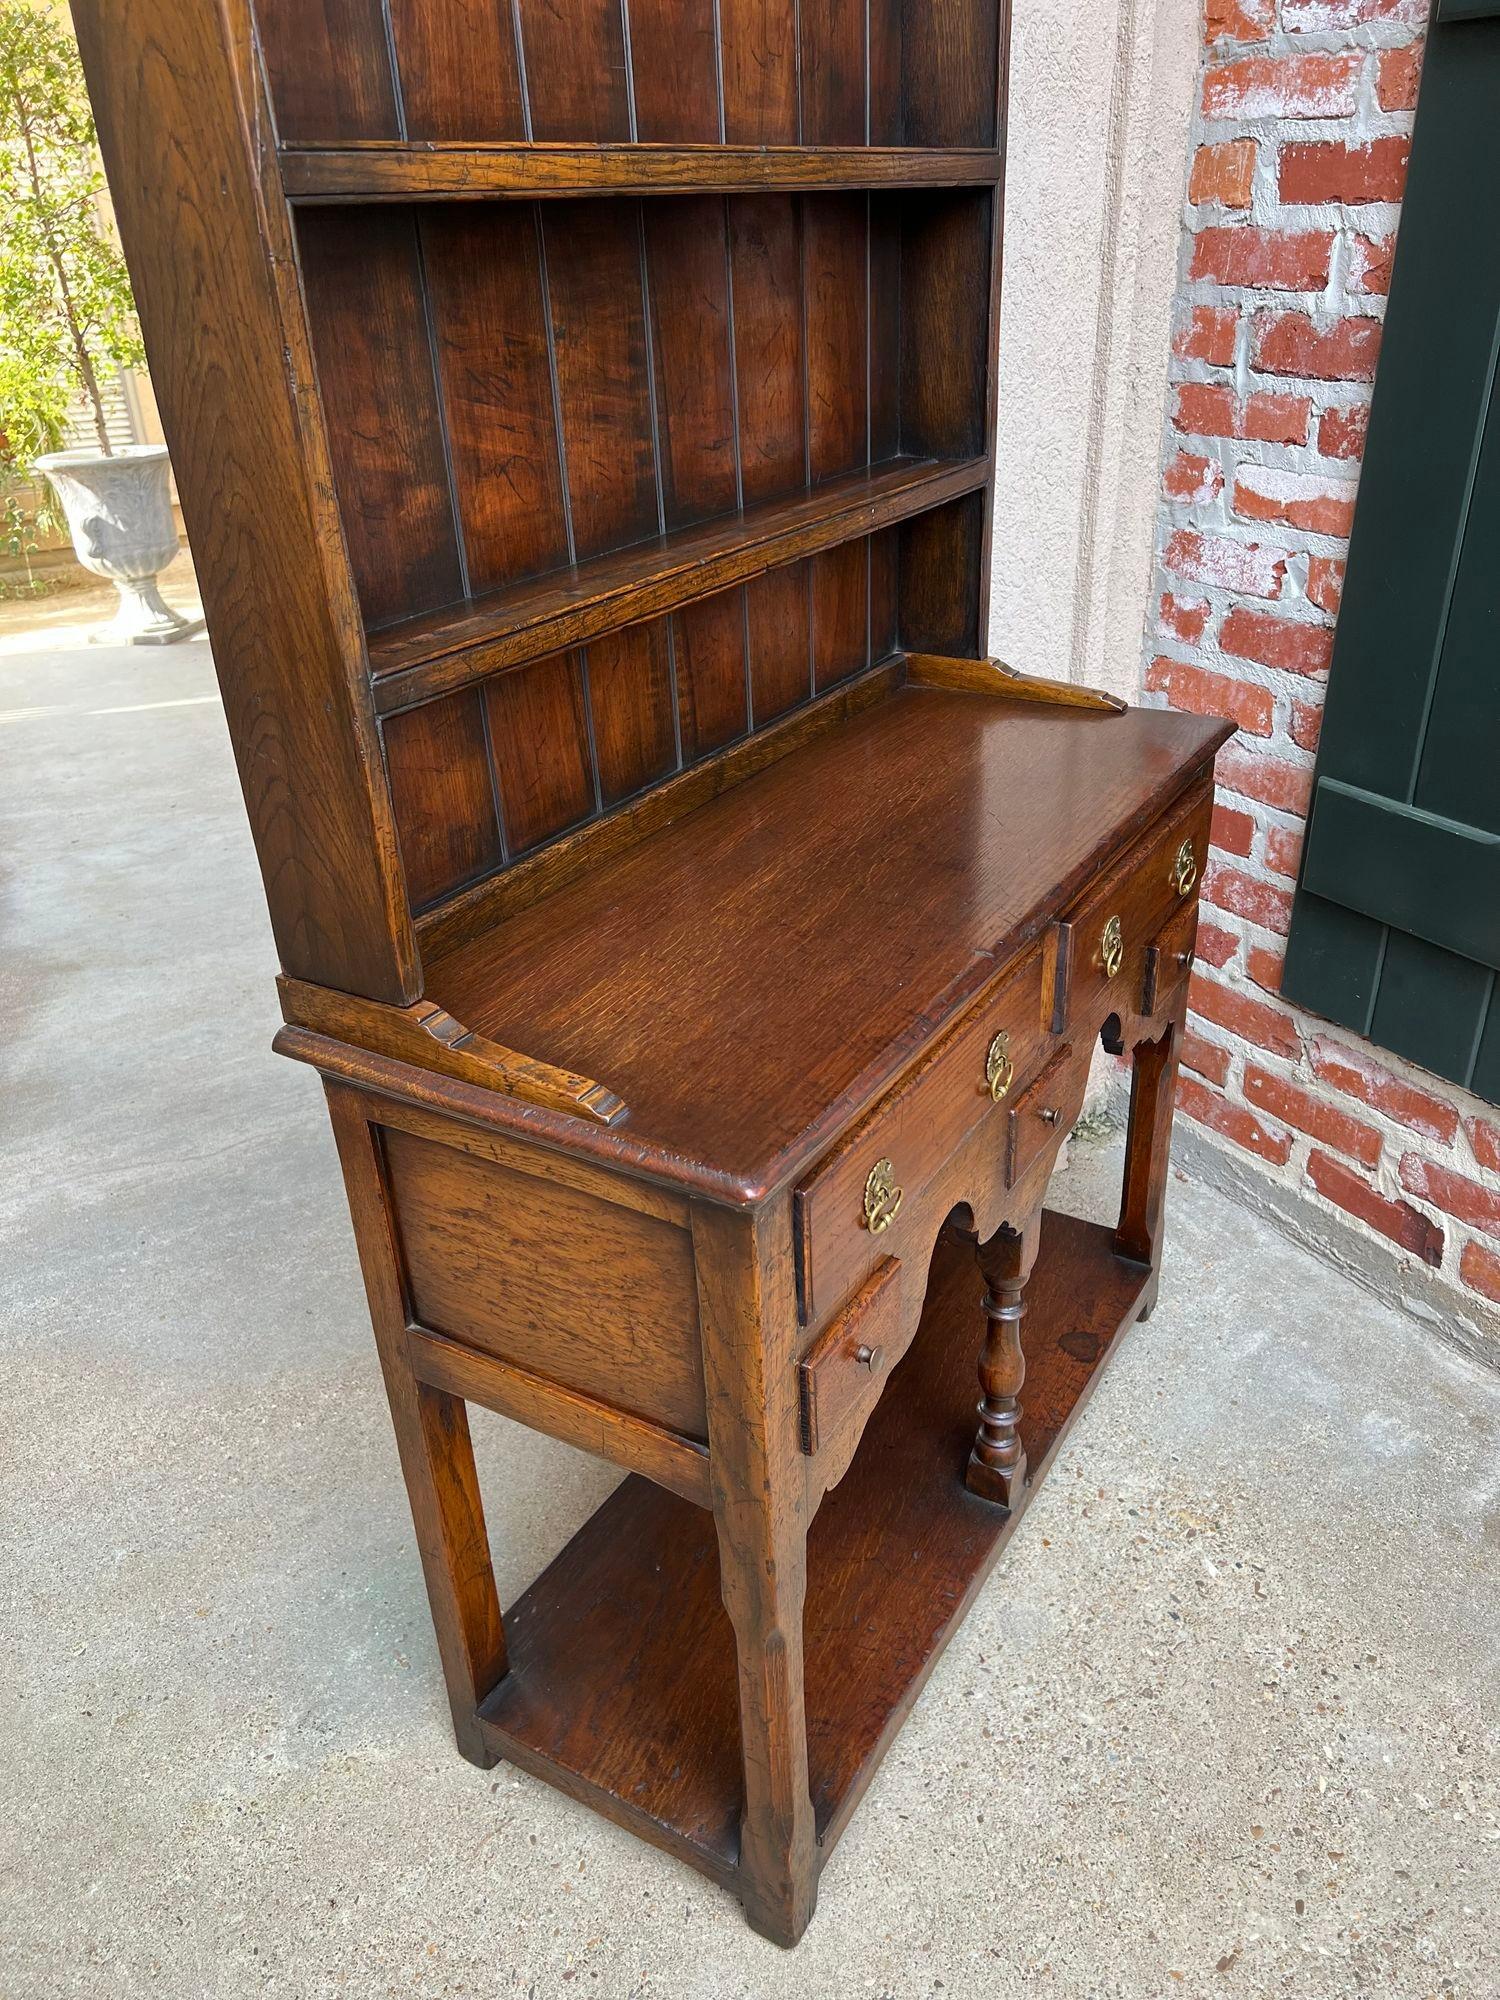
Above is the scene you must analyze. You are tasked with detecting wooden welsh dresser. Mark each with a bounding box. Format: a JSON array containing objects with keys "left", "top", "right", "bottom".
[{"left": 75, "top": 0, "right": 1232, "bottom": 1944}]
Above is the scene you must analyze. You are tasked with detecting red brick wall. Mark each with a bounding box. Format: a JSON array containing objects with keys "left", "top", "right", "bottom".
[{"left": 1144, "top": 5, "right": 1500, "bottom": 1329}]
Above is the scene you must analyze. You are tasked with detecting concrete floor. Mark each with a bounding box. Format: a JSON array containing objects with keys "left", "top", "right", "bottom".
[{"left": 4, "top": 625, "right": 1498, "bottom": 2000}]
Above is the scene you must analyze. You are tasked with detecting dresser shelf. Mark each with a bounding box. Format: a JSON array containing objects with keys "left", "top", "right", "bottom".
[
  {"left": 368, "top": 454, "right": 988, "bottom": 714},
  {"left": 474, "top": 1213, "right": 1151, "bottom": 1884},
  {"left": 280, "top": 142, "right": 1006, "bottom": 204}
]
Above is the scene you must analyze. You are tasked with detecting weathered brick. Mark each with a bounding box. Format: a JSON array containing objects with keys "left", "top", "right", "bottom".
[
  {"left": 1190, "top": 969, "right": 1302, "bottom": 1057},
  {"left": 1376, "top": 44, "right": 1423, "bottom": 113},
  {"left": 1468, "top": 1116, "right": 1500, "bottom": 1175},
  {"left": 1160, "top": 592, "right": 1212, "bottom": 645},
  {"left": 1306, "top": 555, "right": 1345, "bottom": 616},
  {"left": 1191, "top": 226, "right": 1333, "bottom": 291},
  {"left": 1212, "top": 803, "right": 1255, "bottom": 857},
  {"left": 1147, "top": 656, "right": 1273, "bottom": 735},
  {"left": 1307, "top": 1151, "right": 1444, "bottom": 1264},
  {"left": 1399, "top": 1155, "right": 1500, "bottom": 1238},
  {"left": 1317, "top": 404, "right": 1369, "bottom": 461},
  {"left": 1247, "top": 942, "right": 1285, "bottom": 992},
  {"left": 1308, "top": 1037, "right": 1460, "bottom": 1145},
  {"left": 1183, "top": 1029, "right": 1232, "bottom": 1088},
  {"left": 1216, "top": 743, "right": 1314, "bottom": 816},
  {"left": 1190, "top": 140, "right": 1257, "bottom": 208},
  {"left": 1174, "top": 382, "right": 1238, "bottom": 438},
  {"left": 1164, "top": 451, "right": 1225, "bottom": 505},
  {"left": 1245, "top": 1065, "right": 1382, "bottom": 1167},
  {"left": 1235, "top": 463, "right": 1359, "bottom": 537},
  {"left": 1285, "top": 0, "right": 1424, "bottom": 25},
  {"left": 1289, "top": 698, "right": 1324, "bottom": 752},
  {"left": 1242, "top": 393, "right": 1312, "bottom": 446},
  {"left": 1278, "top": 137, "right": 1410, "bottom": 206},
  {"left": 1221, "top": 606, "right": 1334, "bottom": 677},
  {"left": 1196, "top": 919, "right": 1240, "bottom": 970},
  {"left": 1205, "top": 860, "right": 1294, "bottom": 933},
  {"left": 1203, "top": 53, "right": 1362, "bottom": 121},
  {"left": 1178, "top": 1073, "right": 1294, "bottom": 1166},
  {"left": 1348, "top": 233, "right": 1396, "bottom": 297},
  {"left": 1164, "top": 530, "right": 1288, "bottom": 599},
  {"left": 1460, "top": 1239, "right": 1500, "bottom": 1307},
  {"left": 1174, "top": 305, "right": 1238, "bottom": 367},
  {"left": 1206, "top": 0, "right": 1275, "bottom": 41},
  {"left": 1264, "top": 824, "right": 1304, "bottom": 879},
  {"left": 1254, "top": 312, "right": 1383, "bottom": 382}
]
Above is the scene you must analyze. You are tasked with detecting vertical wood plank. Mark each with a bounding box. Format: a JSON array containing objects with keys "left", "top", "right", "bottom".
[
  {"left": 674, "top": 590, "right": 750, "bottom": 759},
  {"left": 747, "top": 562, "right": 812, "bottom": 722},
  {"left": 420, "top": 205, "right": 570, "bottom": 595},
  {"left": 870, "top": 525, "right": 899, "bottom": 660},
  {"left": 904, "top": 0, "right": 998, "bottom": 147},
  {"left": 388, "top": 0, "right": 527, "bottom": 139},
  {"left": 900, "top": 192, "right": 990, "bottom": 460},
  {"left": 543, "top": 201, "right": 661, "bottom": 560},
  {"left": 644, "top": 199, "right": 740, "bottom": 530},
  {"left": 484, "top": 652, "right": 597, "bottom": 852},
  {"left": 867, "top": 0, "right": 904, "bottom": 144},
  {"left": 729, "top": 196, "right": 806, "bottom": 507},
  {"left": 297, "top": 207, "right": 463, "bottom": 629},
  {"left": 587, "top": 622, "right": 678, "bottom": 804},
  {"left": 900, "top": 493, "right": 984, "bottom": 657},
  {"left": 799, "top": 0, "right": 865, "bottom": 145},
  {"left": 628, "top": 0, "right": 722, "bottom": 140},
  {"left": 383, "top": 690, "right": 503, "bottom": 907},
  {"left": 804, "top": 194, "right": 869, "bottom": 482},
  {"left": 869, "top": 198, "right": 902, "bottom": 463},
  {"left": 516, "top": 0, "right": 633, "bottom": 141},
  {"left": 719, "top": 0, "right": 799, "bottom": 142},
  {"left": 255, "top": 0, "right": 400, "bottom": 140},
  {"left": 810, "top": 537, "right": 868, "bottom": 691}
]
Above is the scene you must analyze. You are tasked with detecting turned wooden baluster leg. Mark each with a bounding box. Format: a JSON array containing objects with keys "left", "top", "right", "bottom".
[
  {"left": 326, "top": 1084, "right": 508, "bottom": 1768},
  {"left": 691, "top": 1202, "right": 818, "bottom": 1949},
  {"left": 1115, "top": 1016, "right": 1183, "bottom": 1320},
  {"left": 965, "top": 1211, "right": 1043, "bottom": 1509}
]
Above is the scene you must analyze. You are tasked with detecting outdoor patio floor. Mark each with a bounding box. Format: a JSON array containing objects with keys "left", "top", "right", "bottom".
[{"left": 3, "top": 611, "right": 1498, "bottom": 1999}]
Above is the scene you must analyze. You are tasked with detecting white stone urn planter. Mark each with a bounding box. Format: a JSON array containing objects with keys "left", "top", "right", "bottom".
[{"left": 34, "top": 444, "right": 205, "bottom": 645}]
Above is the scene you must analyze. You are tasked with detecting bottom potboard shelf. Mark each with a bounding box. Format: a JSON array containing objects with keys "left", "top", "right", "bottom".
[{"left": 475, "top": 1209, "right": 1152, "bottom": 1885}]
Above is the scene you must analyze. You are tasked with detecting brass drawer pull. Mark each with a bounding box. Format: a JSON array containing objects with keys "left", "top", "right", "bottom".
[
  {"left": 1170, "top": 838, "right": 1198, "bottom": 898},
  {"left": 984, "top": 1029, "right": 1014, "bottom": 1103},
  {"left": 1101, "top": 914, "right": 1124, "bottom": 980},
  {"left": 862, "top": 1157, "right": 903, "bottom": 1234}
]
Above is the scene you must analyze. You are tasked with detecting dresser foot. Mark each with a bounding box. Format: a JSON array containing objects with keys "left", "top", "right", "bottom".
[{"left": 964, "top": 1213, "right": 1042, "bottom": 1509}]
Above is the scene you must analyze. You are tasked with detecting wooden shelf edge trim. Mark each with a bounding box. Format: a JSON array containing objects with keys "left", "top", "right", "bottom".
[
  {"left": 905, "top": 652, "right": 1128, "bottom": 713},
  {"left": 281, "top": 143, "right": 1004, "bottom": 203},
  {"left": 406, "top": 1324, "right": 712, "bottom": 1509},
  {"left": 277, "top": 975, "right": 627, "bottom": 1125},
  {"left": 369, "top": 456, "right": 989, "bottom": 715}
]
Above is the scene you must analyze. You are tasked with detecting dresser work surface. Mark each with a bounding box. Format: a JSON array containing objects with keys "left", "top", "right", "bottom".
[{"left": 75, "top": 0, "right": 1233, "bottom": 1948}]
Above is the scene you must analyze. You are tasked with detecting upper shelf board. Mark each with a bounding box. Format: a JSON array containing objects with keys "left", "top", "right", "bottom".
[{"left": 279, "top": 143, "right": 1006, "bottom": 203}]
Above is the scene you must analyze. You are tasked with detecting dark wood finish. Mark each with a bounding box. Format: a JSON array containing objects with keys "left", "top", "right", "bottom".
[
  {"left": 83, "top": 0, "right": 1235, "bottom": 1949},
  {"left": 280, "top": 145, "right": 1006, "bottom": 202}
]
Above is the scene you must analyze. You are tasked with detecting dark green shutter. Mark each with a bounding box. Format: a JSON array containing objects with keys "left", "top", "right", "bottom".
[{"left": 1282, "top": 4, "right": 1500, "bottom": 1108}]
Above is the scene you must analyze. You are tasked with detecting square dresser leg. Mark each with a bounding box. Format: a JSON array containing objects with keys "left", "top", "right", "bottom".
[
  {"left": 326, "top": 1084, "right": 508, "bottom": 1768},
  {"left": 1115, "top": 1016, "right": 1184, "bottom": 1315},
  {"left": 690, "top": 1204, "right": 819, "bottom": 1948}
]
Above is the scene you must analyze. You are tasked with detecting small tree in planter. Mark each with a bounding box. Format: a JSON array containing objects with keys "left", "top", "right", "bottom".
[{"left": 0, "top": 0, "right": 202, "bottom": 641}]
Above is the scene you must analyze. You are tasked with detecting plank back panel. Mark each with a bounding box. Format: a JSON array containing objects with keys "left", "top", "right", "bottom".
[{"left": 389, "top": 0, "right": 528, "bottom": 139}]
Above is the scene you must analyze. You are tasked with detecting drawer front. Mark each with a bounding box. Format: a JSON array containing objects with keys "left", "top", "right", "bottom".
[
  {"left": 797, "top": 1257, "right": 902, "bottom": 1457},
  {"left": 1045, "top": 787, "right": 1212, "bottom": 1036},
  {"left": 794, "top": 948, "right": 1050, "bottom": 1326},
  {"left": 1005, "top": 1041, "right": 1091, "bottom": 1188}
]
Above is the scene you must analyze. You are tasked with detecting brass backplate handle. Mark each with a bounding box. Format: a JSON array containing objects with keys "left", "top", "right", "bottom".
[
  {"left": 1101, "top": 914, "right": 1125, "bottom": 980},
  {"left": 862, "top": 1157, "right": 904, "bottom": 1234},
  {"left": 984, "top": 1029, "right": 1015, "bottom": 1103},
  {"left": 1170, "top": 838, "right": 1198, "bottom": 898}
]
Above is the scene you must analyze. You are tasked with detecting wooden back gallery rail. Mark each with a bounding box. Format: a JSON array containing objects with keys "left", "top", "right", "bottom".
[{"left": 73, "top": 0, "right": 1232, "bottom": 1944}]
